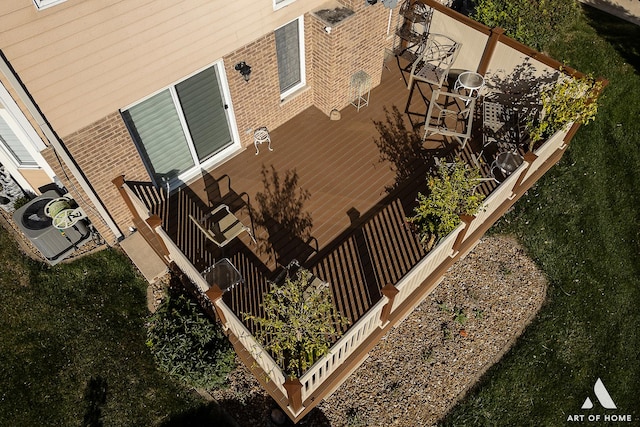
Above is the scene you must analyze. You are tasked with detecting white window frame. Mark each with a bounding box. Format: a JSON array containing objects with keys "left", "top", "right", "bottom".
[
  {"left": 0, "top": 110, "right": 40, "bottom": 169},
  {"left": 33, "top": 0, "right": 67, "bottom": 10},
  {"left": 276, "top": 17, "right": 306, "bottom": 99},
  {"left": 273, "top": 0, "right": 296, "bottom": 11},
  {"left": 122, "top": 60, "right": 241, "bottom": 187}
]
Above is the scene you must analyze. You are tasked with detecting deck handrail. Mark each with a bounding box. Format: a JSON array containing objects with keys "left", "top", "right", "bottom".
[
  {"left": 123, "top": 183, "right": 153, "bottom": 221},
  {"left": 393, "top": 224, "right": 461, "bottom": 310},
  {"left": 523, "top": 127, "right": 569, "bottom": 183},
  {"left": 299, "top": 292, "right": 388, "bottom": 401},
  {"left": 215, "top": 299, "right": 288, "bottom": 396},
  {"left": 155, "top": 226, "right": 210, "bottom": 293}
]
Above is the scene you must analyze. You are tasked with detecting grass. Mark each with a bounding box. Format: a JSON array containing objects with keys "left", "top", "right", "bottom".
[
  {"left": 442, "top": 6, "right": 640, "bottom": 426},
  {"left": 0, "top": 225, "right": 234, "bottom": 426}
]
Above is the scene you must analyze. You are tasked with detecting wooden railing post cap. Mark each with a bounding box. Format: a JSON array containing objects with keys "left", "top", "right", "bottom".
[
  {"left": 381, "top": 283, "right": 399, "bottom": 298},
  {"left": 112, "top": 175, "right": 125, "bottom": 186},
  {"left": 524, "top": 151, "right": 538, "bottom": 163},
  {"left": 205, "top": 285, "right": 224, "bottom": 302},
  {"left": 459, "top": 214, "right": 475, "bottom": 224}
]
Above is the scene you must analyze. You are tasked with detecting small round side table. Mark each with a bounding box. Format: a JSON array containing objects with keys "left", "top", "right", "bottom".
[{"left": 454, "top": 71, "right": 485, "bottom": 105}]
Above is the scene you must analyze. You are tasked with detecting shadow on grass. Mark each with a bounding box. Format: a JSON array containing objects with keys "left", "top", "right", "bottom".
[
  {"left": 159, "top": 401, "right": 239, "bottom": 427},
  {"left": 82, "top": 376, "right": 107, "bottom": 427},
  {"left": 213, "top": 394, "right": 332, "bottom": 427},
  {"left": 583, "top": 3, "right": 640, "bottom": 74}
]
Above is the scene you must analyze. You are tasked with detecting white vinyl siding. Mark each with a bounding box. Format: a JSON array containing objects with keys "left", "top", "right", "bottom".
[{"left": 275, "top": 17, "right": 305, "bottom": 98}]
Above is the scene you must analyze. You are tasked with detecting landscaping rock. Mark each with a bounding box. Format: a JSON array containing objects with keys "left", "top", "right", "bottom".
[{"left": 209, "top": 235, "right": 548, "bottom": 426}]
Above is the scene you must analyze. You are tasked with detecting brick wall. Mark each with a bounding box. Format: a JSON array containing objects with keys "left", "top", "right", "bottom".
[
  {"left": 42, "top": 112, "right": 151, "bottom": 244},
  {"left": 223, "top": 16, "right": 316, "bottom": 149},
  {"left": 43, "top": 4, "right": 396, "bottom": 244},
  {"left": 224, "top": 4, "right": 394, "bottom": 146},
  {"left": 310, "top": 2, "right": 393, "bottom": 115}
]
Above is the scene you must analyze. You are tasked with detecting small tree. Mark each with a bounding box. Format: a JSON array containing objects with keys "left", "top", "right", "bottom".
[
  {"left": 526, "top": 74, "right": 603, "bottom": 149},
  {"left": 407, "top": 159, "right": 485, "bottom": 248},
  {"left": 146, "top": 293, "right": 236, "bottom": 389},
  {"left": 245, "top": 268, "right": 349, "bottom": 379}
]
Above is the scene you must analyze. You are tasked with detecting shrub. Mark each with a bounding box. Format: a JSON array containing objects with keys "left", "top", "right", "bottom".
[
  {"left": 146, "top": 293, "right": 235, "bottom": 389},
  {"left": 526, "top": 73, "right": 603, "bottom": 148},
  {"left": 407, "top": 159, "right": 485, "bottom": 247},
  {"left": 245, "top": 267, "right": 349, "bottom": 379},
  {"left": 472, "top": 0, "right": 580, "bottom": 51}
]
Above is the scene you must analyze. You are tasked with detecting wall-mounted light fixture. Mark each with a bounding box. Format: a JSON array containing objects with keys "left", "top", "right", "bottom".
[
  {"left": 324, "top": 26, "right": 332, "bottom": 34},
  {"left": 234, "top": 61, "right": 252, "bottom": 82}
]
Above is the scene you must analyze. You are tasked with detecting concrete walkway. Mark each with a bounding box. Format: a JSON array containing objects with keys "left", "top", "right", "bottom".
[{"left": 580, "top": 0, "right": 640, "bottom": 26}]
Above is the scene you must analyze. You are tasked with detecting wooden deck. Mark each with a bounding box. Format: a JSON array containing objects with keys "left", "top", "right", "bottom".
[{"left": 130, "top": 60, "right": 503, "bottom": 333}]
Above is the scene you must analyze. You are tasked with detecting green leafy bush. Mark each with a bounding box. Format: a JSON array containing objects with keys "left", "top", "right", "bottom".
[
  {"left": 146, "top": 293, "right": 235, "bottom": 389},
  {"left": 472, "top": 0, "right": 580, "bottom": 51},
  {"left": 245, "top": 268, "right": 349, "bottom": 379},
  {"left": 527, "top": 73, "right": 603, "bottom": 148},
  {"left": 407, "top": 159, "right": 485, "bottom": 248}
]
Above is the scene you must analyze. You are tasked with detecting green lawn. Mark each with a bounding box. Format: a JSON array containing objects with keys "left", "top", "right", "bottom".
[
  {"left": 0, "top": 226, "right": 233, "bottom": 426},
  {"left": 442, "top": 6, "right": 640, "bottom": 426}
]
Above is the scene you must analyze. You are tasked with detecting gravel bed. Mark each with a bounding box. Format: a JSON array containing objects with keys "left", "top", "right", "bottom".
[{"left": 209, "top": 235, "right": 548, "bottom": 426}]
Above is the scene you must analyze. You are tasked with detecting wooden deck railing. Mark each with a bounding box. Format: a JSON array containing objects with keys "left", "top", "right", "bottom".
[
  {"left": 393, "top": 224, "right": 460, "bottom": 310},
  {"left": 214, "top": 298, "right": 288, "bottom": 396},
  {"left": 299, "top": 292, "right": 389, "bottom": 401},
  {"left": 155, "top": 226, "right": 209, "bottom": 293},
  {"left": 118, "top": 119, "right": 571, "bottom": 421}
]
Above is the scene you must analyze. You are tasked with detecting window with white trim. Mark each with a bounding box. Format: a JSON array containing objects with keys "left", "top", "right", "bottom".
[
  {"left": 275, "top": 17, "right": 306, "bottom": 98},
  {"left": 33, "top": 0, "right": 67, "bottom": 10},
  {"left": 122, "top": 64, "right": 235, "bottom": 184},
  {"left": 0, "top": 110, "right": 37, "bottom": 167},
  {"left": 273, "top": 0, "right": 296, "bottom": 11}
]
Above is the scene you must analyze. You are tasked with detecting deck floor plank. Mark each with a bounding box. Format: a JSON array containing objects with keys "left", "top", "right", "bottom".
[{"left": 129, "top": 62, "right": 509, "bottom": 340}]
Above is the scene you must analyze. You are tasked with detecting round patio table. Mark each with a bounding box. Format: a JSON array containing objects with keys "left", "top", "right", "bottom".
[{"left": 454, "top": 71, "right": 485, "bottom": 104}]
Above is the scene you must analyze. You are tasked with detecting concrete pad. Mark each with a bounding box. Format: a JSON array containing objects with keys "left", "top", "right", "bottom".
[
  {"left": 580, "top": 0, "right": 640, "bottom": 26},
  {"left": 119, "top": 231, "right": 167, "bottom": 283}
]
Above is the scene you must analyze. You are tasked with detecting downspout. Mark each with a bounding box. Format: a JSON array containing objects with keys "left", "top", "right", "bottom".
[{"left": 0, "top": 50, "right": 123, "bottom": 241}]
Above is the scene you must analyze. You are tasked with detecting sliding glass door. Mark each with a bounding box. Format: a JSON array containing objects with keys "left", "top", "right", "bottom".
[{"left": 123, "top": 63, "right": 234, "bottom": 184}]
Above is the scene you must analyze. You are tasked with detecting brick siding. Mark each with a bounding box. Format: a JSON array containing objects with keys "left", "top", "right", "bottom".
[
  {"left": 43, "top": 112, "right": 151, "bottom": 243},
  {"left": 45, "top": 3, "right": 396, "bottom": 243}
]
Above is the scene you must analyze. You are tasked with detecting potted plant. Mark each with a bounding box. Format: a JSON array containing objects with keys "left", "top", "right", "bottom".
[
  {"left": 407, "top": 159, "right": 485, "bottom": 250},
  {"left": 526, "top": 72, "right": 603, "bottom": 151}
]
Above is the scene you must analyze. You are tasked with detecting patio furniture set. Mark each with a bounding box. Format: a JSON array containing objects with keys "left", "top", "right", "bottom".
[
  {"left": 191, "top": 0, "right": 531, "bottom": 293},
  {"left": 394, "top": 0, "right": 527, "bottom": 184}
]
